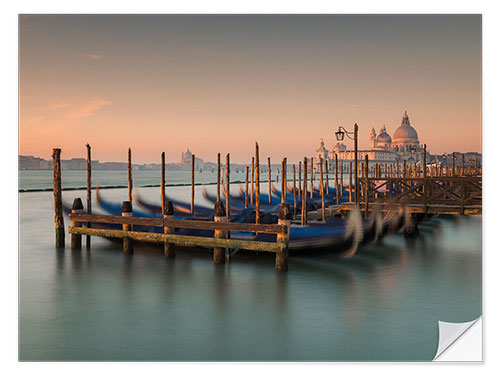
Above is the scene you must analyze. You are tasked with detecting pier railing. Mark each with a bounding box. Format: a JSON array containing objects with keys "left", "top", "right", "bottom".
[
  {"left": 339, "top": 176, "right": 482, "bottom": 215},
  {"left": 67, "top": 202, "right": 290, "bottom": 270}
]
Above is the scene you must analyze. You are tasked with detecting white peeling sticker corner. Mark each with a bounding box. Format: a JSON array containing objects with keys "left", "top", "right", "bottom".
[{"left": 433, "top": 316, "right": 482, "bottom": 362}]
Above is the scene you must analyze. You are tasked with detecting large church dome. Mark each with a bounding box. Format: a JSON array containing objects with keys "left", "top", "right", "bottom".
[{"left": 393, "top": 111, "right": 419, "bottom": 142}]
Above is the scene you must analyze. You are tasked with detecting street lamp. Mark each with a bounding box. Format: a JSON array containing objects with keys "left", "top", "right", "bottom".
[{"left": 335, "top": 124, "right": 359, "bottom": 205}]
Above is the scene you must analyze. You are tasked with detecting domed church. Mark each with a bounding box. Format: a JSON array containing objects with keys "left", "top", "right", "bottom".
[
  {"left": 320, "top": 110, "right": 428, "bottom": 173},
  {"left": 370, "top": 111, "right": 425, "bottom": 164}
]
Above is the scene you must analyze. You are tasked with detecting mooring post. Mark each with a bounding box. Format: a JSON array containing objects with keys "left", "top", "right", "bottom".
[
  {"left": 191, "top": 154, "right": 195, "bottom": 214},
  {"left": 276, "top": 168, "right": 279, "bottom": 183},
  {"left": 161, "top": 152, "right": 166, "bottom": 214},
  {"left": 128, "top": 148, "right": 133, "bottom": 203},
  {"left": 310, "top": 157, "right": 314, "bottom": 199},
  {"left": 86, "top": 143, "right": 92, "bottom": 249},
  {"left": 213, "top": 200, "right": 227, "bottom": 264},
  {"left": 281, "top": 157, "right": 287, "bottom": 203},
  {"left": 255, "top": 142, "right": 260, "bottom": 224},
  {"left": 452, "top": 152, "right": 456, "bottom": 177},
  {"left": 245, "top": 166, "right": 249, "bottom": 208},
  {"left": 302, "top": 157, "right": 308, "bottom": 226},
  {"left": 340, "top": 159, "right": 344, "bottom": 197},
  {"left": 364, "top": 155, "right": 369, "bottom": 218},
  {"left": 293, "top": 164, "right": 297, "bottom": 217},
  {"left": 226, "top": 153, "right": 230, "bottom": 220},
  {"left": 349, "top": 161, "right": 353, "bottom": 202},
  {"left": 122, "top": 201, "right": 133, "bottom": 254},
  {"left": 423, "top": 144, "right": 427, "bottom": 179},
  {"left": 250, "top": 157, "right": 255, "bottom": 205},
  {"left": 71, "top": 198, "right": 83, "bottom": 249},
  {"left": 325, "top": 159, "right": 329, "bottom": 194},
  {"left": 163, "top": 200, "right": 175, "bottom": 257},
  {"left": 268, "top": 157, "right": 272, "bottom": 204},
  {"left": 276, "top": 203, "right": 291, "bottom": 272},
  {"left": 217, "top": 153, "right": 221, "bottom": 202},
  {"left": 319, "top": 157, "right": 325, "bottom": 221},
  {"left": 298, "top": 161, "right": 302, "bottom": 198},
  {"left": 335, "top": 154, "right": 339, "bottom": 205},
  {"left": 52, "top": 148, "right": 65, "bottom": 248}
]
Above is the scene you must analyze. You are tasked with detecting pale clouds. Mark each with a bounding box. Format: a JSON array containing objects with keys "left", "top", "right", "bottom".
[
  {"left": 66, "top": 98, "right": 112, "bottom": 120},
  {"left": 33, "top": 97, "right": 112, "bottom": 134},
  {"left": 81, "top": 53, "right": 103, "bottom": 60},
  {"left": 48, "top": 103, "right": 71, "bottom": 110}
]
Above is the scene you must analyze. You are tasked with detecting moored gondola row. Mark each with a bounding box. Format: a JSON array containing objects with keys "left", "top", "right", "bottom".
[{"left": 53, "top": 143, "right": 480, "bottom": 271}]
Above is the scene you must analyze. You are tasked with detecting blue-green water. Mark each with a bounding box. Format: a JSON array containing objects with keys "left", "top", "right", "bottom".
[
  {"left": 19, "top": 172, "right": 482, "bottom": 361},
  {"left": 19, "top": 170, "right": 270, "bottom": 191}
]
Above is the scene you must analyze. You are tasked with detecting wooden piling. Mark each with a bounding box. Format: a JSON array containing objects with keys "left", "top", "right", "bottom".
[
  {"left": 276, "top": 203, "right": 291, "bottom": 272},
  {"left": 349, "top": 161, "right": 353, "bottom": 202},
  {"left": 255, "top": 143, "right": 261, "bottom": 223},
  {"left": 191, "top": 154, "right": 195, "bottom": 214},
  {"left": 161, "top": 152, "right": 165, "bottom": 214},
  {"left": 319, "top": 157, "right": 325, "bottom": 221},
  {"left": 310, "top": 157, "right": 314, "bottom": 199},
  {"left": 163, "top": 200, "right": 175, "bottom": 257},
  {"left": 217, "top": 153, "right": 221, "bottom": 202},
  {"left": 335, "top": 154, "right": 339, "bottom": 205},
  {"left": 122, "top": 201, "right": 133, "bottom": 254},
  {"left": 293, "top": 164, "right": 297, "bottom": 217},
  {"left": 302, "top": 157, "right": 308, "bottom": 226},
  {"left": 213, "top": 201, "right": 227, "bottom": 264},
  {"left": 452, "top": 152, "right": 456, "bottom": 177},
  {"left": 423, "top": 144, "right": 427, "bottom": 178},
  {"left": 251, "top": 157, "right": 255, "bottom": 204},
  {"left": 52, "top": 148, "right": 65, "bottom": 248},
  {"left": 325, "top": 159, "right": 329, "bottom": 194},
  {"left": 281, "top": 157, "right": 287, "bottom": 203},
  {"left": 71, "top": 198, "right": 83, "bottom": 249},
  {"left": 128, "top": 148, "right": 133, "bottom": 203},
  {"left": 298, "top": 161, "right": 302, "bottom": 198},
  {"left": 86, "top": 143, "right": 91, "bottom": 249},
  {"left": 245, "top": 166, "right": 249, "bottom": 208},
  {"left": 364, "top": 155, "right": 369, "bottom": 218},
  {"left": 462, "top": 153, "right": 465, "bottom": 176},
  {"left": 226, "top": 153, "right": 230, "bottom": 220},
  {"left": 268, "top": 157, "right": 272, "bottom": 204},
  {"left": 340, "top": 159, "right": 343, "bottom": 197}
]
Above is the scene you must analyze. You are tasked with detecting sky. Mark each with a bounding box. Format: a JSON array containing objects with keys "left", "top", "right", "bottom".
[{"left": 19, "top": 14, "right": 481, "bottom": 164}]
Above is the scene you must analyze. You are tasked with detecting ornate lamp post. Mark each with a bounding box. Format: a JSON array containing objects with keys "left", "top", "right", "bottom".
[{"left": 335, "top": 123, "right": 359, "bottom": 205}]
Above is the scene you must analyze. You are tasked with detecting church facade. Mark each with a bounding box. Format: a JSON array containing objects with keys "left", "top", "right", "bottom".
[{"left": 316, "top": 111, "right": 427, "bottom": 171}]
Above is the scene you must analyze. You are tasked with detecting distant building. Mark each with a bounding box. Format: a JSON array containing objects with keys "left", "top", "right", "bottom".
[
  {"left": 180, "top": 148, "right": 204, "bottom": 170},
  {"left": 19, "top": 155, "right": 49, "bottom": 170}
]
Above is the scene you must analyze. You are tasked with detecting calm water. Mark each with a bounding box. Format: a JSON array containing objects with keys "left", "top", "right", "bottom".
[
  {"left": 19, "top": 170, "right": 271, "bottom": 191},
  {"left": 19, "top": 172, "right": 482, "bottom": 361}
]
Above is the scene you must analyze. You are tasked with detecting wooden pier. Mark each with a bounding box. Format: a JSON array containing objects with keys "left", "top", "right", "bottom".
[
  {"left": 51, "top": 142, "right": 481, "bottom": 271},
  {"left": 337, "top": 176, "right": 482, "bottom": 216}
]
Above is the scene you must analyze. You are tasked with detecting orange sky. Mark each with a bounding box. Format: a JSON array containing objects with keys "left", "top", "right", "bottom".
[{"left": 19, "top": 15, "right": 481, "bottom": 164}]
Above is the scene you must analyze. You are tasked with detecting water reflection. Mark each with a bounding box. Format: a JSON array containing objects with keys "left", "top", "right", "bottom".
[{"left": 20, "top": 202, "right": 481, "bottom": 361}]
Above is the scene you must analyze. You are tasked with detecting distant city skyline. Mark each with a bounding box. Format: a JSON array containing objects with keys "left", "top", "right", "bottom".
[{"left": 19, "top": 14, "right": 481, "bottom": 164}]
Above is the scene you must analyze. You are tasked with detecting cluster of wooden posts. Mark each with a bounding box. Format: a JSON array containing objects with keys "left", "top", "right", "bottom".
[
  {"left": 339, "top": 150, "right": 483, "bottom": 217},
  {"left": 52, "top": 144, "right": 295, "bottom": 271},
  {"left": 52, "top": 142, "right": 481, "bottom": 270}
]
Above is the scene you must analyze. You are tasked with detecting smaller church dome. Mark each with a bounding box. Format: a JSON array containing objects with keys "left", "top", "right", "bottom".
[{"left": 376, "top": 125, "right": 392, "bottom": 143}]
